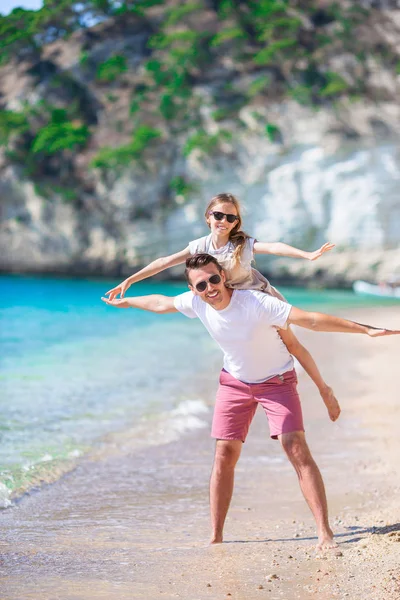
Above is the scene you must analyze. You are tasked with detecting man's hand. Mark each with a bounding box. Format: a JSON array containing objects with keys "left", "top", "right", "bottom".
[
  {"left": 308, "top": 242, "right": 335, "bottom": 261},
  {"left": 101, "top": 294, "right": 177, "bottom": 313},
  {"left": 288, "top": 307, "right": 400, "bottom": 336},
  {"left": 101, "top": 297, "right": 129, "bottom": 308},
  {"left": 365, "top": 327, "right": 400, "bottom": 337}
]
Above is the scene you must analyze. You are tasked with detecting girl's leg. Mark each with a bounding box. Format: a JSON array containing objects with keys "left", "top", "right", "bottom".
[
  {"left": 249, "top": 283, "right": 339, "bottom": 421},
  {"left": 279, "top": 327, "right": 341, "bottom": 422}
]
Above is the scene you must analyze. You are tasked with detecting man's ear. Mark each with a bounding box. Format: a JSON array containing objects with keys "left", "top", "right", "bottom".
[
  {"left": 188, "top": 283, "right": 195, "bottom": 293},
  {"left": 220, "top": 269, "right": 226, "bottom": 283}
]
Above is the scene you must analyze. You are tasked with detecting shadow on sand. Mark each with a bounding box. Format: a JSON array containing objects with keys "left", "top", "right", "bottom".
[{"left": 221, "top": 522, "right": 400, "bottom": 545}]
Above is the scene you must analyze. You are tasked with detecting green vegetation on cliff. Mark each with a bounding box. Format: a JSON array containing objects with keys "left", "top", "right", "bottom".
[{"left": 0, "top": 1, "right": 398, "bottom": 200}]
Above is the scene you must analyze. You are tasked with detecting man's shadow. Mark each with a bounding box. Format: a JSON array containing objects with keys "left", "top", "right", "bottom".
[
  {"left": 337, "top": 521, "right": 400, "bottom": 545},
  {"left": 223, "top": 522, "right": 400, "bottom": 545}
]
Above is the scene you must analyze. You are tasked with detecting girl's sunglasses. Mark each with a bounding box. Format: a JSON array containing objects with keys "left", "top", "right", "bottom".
[
  {"left": 209, "top": 211, "right": 239, "bottom": 224},
  {"left": 195, "top": 274, "right": 222, "bottom": 293}
]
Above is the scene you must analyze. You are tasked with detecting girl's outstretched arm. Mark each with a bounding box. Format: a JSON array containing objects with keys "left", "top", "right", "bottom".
[
  {"left": 106, "top": 246, "right": 191, "bottom": 300},
  {"left": 253, "top": 241, "right": 335, "bottom": 261}
]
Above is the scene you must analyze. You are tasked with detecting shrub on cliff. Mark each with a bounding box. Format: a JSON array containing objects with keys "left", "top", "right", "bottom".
[{"left": 0, "top": 0, "right": 397, "bottom": 201}]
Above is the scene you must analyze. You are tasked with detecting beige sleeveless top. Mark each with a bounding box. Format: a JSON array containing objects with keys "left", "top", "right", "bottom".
[{"left": 188, "top": 235, "right": 285, "bottom": 301}]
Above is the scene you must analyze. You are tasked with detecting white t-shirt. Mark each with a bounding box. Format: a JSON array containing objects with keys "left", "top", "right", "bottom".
[
  {"left": 174, "top": 289, "right": 294, "bottom": 384},
  {"left": 188, "top": 234, "right": 284, "bottom": 297},
  {"left": 188, "top": 234, "right": 255, "bottom": 288}
]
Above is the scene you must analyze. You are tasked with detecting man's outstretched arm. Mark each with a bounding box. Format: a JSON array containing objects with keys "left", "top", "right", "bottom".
[
  {"left": 101, "top": 295, "right": 178, "bottom": 314},
  {"left": 287, "top": 307, "right": 400, "bottom": 337}
]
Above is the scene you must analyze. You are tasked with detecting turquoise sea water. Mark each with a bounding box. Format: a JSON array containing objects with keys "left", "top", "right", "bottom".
[{"left": 0, "top": 274, "right": 397, "bottom": 501}]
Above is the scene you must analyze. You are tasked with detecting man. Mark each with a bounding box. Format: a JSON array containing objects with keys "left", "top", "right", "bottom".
[{"left": 102, "top": 253, "right": 399, "bottom": 550}]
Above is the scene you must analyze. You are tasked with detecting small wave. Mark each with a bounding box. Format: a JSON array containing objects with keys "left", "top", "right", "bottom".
[
  {"left": 166, "top": 399, "right": 210, "bottom": 436},
  {"left": 171, "top": 398, "right": 209, "bottom": 416},
  {"left": 0, "top": 447, "right": 86, "bottom": 508},
  {"left": 0, "top": 482, "right": 12, "bottom": 508},
  {"left": 0, "top": 400, "right": 210, "bottom": 505},
  {"left": 93, "top": 398, "right": 210, "bottom": 460}
]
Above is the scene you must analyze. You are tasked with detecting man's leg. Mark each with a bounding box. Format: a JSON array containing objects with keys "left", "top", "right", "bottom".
[
  {"left": 209, "top": 439, "right": 242, "bottom": 544},
  {"left": 278, "top": 431, "right": 337, "bottom": 550}
]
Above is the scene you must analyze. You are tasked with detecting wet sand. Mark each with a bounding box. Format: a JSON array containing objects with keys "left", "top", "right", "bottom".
[{"left": 1, "top": 306, "right": 399, "bottom": 600}]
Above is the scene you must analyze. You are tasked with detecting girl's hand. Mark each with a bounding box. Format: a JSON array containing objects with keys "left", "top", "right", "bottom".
[
  {"left": 105, "top": 279, "right": 131, "bottom": 301},
  {"left": 320, "top": 386, "right": 341, "bottom": 422},
  {"left": 308, "top": 242, "right": 335, "bottom": 261}
]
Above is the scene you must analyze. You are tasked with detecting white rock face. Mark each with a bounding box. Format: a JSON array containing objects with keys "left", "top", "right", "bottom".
[
  {"left": 0, "top": 101, "right": 399, "bottom": 283},
  {"left": 253, "top": 144, "right": 400, "bottom": 250},
  {"left": 0, "top": 167, "right": 81, "bottom": 271},
  {"left": 180, "top": 115, "right": 400, "bottom": 283}
]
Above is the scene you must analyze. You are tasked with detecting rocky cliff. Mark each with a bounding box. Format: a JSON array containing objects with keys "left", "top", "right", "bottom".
[{"left": 0, "top": 1, "right": 399, "bottom": 285}]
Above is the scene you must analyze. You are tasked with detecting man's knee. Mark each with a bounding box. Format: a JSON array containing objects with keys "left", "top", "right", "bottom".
[
  {"left": 280, "top": 432, "right": 311, "bottom": 465},
  {"left": 214, "top": 440, "right": 242, "bottom": 469}
]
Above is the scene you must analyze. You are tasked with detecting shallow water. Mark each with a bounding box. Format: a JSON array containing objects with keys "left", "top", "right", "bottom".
[
  {"left": 0, "top": 273, "right": 397, "bottom": 502},
  {"left": 1, "top": 292, "right": 399, "bottom": 599}
]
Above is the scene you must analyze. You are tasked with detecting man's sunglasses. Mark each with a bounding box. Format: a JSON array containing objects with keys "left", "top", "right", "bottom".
[
  {"left": 209, "top": 211, "right": 239, "bottom": 224},
  {"left": 195, "top": 274, "right": 222, "bottom": 293}
]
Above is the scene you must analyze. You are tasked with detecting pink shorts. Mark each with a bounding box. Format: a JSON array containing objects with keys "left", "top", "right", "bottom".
[{"left": 212, "top": 368, "right": 304, "bottom": 442}]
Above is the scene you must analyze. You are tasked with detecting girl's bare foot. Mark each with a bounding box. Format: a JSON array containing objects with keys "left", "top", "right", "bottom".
[{"left": 320, "top": 386, "right": 341, "bottom": 421}]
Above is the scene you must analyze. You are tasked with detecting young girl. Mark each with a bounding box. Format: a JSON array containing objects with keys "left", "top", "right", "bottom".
[{"left": 106, "top": 193, "right": 339, "bottom": 420}]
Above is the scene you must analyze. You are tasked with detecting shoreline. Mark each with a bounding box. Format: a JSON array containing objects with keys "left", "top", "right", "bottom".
[
  {"left": 2, "top": 267, "right": 400, "bottom": 291},
  {"left": 2, "top": 245, "right": 400, "bottom": 289},
  {"left": 2, "top": 267, "right": 350, "bottom": 289},
  {"left": 0, "top": 306, "right": 399, "bottom": 599},
  {"left": 1, "top": 360, "right": 220, "bottom": 506}
]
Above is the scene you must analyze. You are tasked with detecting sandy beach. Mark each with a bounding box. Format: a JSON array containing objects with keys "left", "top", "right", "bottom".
[{"left": 1, "top": 305, "right": 399, "bottom": 600}]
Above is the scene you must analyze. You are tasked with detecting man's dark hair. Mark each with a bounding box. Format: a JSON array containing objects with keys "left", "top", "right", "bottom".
[{"left": 185, "top": 253, "right": 223, "bottom": 284}]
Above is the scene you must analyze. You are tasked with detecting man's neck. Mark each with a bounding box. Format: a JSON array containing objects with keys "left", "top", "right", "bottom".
[{"left": 214, "top": 287, "right": 234, "bottom": 311}]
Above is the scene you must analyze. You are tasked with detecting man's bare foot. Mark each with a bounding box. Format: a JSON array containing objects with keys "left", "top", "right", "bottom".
[
  {"left": 209, "top": 535, "right": 223, "bottom": 545},
  {"left": 316, "top": 529, "right": 339, "bottom": 552},
  {"left": 320, "top": 386, "right": 341, "bottom": 421}
]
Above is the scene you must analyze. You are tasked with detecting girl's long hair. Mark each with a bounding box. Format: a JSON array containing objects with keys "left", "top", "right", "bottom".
[{"left": 205, "top": 193, "right": 251, "bottom": 266}]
